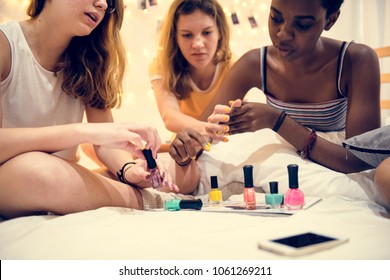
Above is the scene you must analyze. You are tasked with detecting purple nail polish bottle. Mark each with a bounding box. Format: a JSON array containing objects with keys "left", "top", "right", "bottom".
[{"left": 142, "top": 149, "right": 163, "bottom": 188}]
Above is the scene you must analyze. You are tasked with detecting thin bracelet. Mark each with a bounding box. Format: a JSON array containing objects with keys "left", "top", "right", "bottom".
[
  {"left": 297, "top": 129, "right": 317, "bottom": 159},
  {"left": 117, "top": 162, "right": 136, "bottom": 184},
  {"left": 272, "top": 111, "right": 287, "bottom": 132},
  {"left": 175, "top": 157, "right": 192, "bottom": 167},
  {"left": 176, "top": 147, "right": 205, "bottom": 167}
]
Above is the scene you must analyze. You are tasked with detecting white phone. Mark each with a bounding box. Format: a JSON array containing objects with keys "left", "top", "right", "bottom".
[{"left": 257, "top": 232, "right": 348, "bottom": 257}]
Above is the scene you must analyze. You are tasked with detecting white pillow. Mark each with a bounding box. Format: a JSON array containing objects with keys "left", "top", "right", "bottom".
[{"left": 196, "top": 129, "right": 376, "bottom": 202}]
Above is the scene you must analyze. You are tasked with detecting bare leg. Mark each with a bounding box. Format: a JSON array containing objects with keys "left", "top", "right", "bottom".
[
  {"left": 0, "top": 152, "right": 143, "bottom": 219},
  {"left": 374, "top": 157, "right": 390, "bottom": 210}
]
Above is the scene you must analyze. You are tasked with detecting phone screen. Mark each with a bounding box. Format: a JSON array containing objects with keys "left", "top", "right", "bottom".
[{"left": 271, "top": 232, "right": 337, "bottom": 248}]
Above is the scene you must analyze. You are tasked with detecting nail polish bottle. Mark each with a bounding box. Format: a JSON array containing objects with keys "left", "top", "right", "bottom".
[
  {"left": 164, "top": 199, "right": 203, "bottom": 211},
  {"left": 209, "top": 176, "right": 222, "bottom": 206},
  {"left": 265, "top": 181, "right": 284, "bottom": 208},
  {"left": 284, "top": 164, "right": 305, "bottom": 210},
  {"left": 243, "top": 165, "right": 256, "bottom": 210},
  {"left": 142, "top": 149, "right": 163, "bottom": 188}
]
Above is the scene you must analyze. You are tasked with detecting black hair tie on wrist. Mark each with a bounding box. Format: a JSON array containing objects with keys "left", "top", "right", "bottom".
[
  {"left": 117, "top": 162, "right": 136, "bottom": 184},
  {"left": 272, "top": 110, "right": 287, "bottom": 132}
]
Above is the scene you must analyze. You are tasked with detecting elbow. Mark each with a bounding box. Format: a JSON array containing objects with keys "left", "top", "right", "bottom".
[{"left": 162, "top": 116, "right": 180, "bottom": 133}]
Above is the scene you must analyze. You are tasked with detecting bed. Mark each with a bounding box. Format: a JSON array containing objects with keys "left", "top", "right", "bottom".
[{"left": 0, "top": 123, "right": 389, "bottom": 261}]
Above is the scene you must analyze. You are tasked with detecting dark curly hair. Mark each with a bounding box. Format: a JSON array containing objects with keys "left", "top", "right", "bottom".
[{"left": 321, "top": 0, "right": 344, "bottom": 18}]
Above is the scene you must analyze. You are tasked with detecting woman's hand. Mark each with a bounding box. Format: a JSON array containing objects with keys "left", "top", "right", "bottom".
[
  {"left": 206, "top": 99, "right": 275, "bottom": 140},
  {"left": 205, "top": 99, "right": 242, "bottom": 142},
  {"left": 124, "top": 159, "right": 179, "bottom": 193},
  {"left": 169, "top": 128, "right": 209, "bottom": 166},
  {"left": 227, "top": 101, "right": 273, "bottom": 134},
  {"left": 84, "top": 122, "right": 161, "bottom": 159}
]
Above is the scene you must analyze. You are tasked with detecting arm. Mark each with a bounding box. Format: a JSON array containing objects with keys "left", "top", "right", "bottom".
[
  {"left": 84, "top": 106, "right": 180, "bottom": 191},
  {"left": 168, "top": 128, "right": 209, "bottom": 194},
  {"left": 151, "top": 79, "right": 208, "bottom": 134},
  {"left": 0, "top": 29, "right": 10, "bottom": 160},
  {"left": 302, "top": 43, "right": 380, "bottom": 172},
  {"left": 201, "top": 49, "right": 262, "bottom": 121}
]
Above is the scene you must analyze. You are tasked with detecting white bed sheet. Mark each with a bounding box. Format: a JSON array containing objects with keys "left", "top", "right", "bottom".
[
  {"left": 1, "top": 128, "right": 389, "bottom": 260},
  {"left": 196, "top": 129, "right": 379, "bottom": 203},
  {"left": 0, "top": 196, "right": 389, "bottom": 260}
]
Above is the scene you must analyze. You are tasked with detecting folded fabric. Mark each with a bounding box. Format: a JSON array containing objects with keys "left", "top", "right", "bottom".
[{"left": 342, "top": 125, "right": 390, "bottom": 167}]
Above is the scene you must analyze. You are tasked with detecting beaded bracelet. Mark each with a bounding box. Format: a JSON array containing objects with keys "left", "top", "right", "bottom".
[
  {"left": 298, "top": 129, "right": 317, "bottom": 159},
  {"left": 116, "top": 162, "right": 136, "bottom": 184},
  {"left": 272, "top": 111, "right": 287, "bottom": 132}
]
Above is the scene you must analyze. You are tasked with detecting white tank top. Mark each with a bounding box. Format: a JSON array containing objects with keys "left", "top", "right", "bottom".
[{"left": 0, "top": 21, "right": 85, "bottom": 161}]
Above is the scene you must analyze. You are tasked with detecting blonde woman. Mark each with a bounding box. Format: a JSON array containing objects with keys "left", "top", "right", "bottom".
[{"left": 149, "top": 0, "right": 234, "bottom": 135}]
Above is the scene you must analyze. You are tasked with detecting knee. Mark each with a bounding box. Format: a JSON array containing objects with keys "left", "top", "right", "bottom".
[
  {"left": 1, "top": 152, "right": 65, "bottom": 187},
  {"left": 374, "top": 157, "right": 390, "bottom": 209}
]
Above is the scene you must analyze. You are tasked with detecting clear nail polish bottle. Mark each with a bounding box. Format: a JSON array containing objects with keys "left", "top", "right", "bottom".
[
  {"left": 142, "top": 149, "right": 163, "bottom": 188},
  {"left": 265, "top": 181, "right": 284, "bottom": 208},
  {"left": 284, "top": 164, "right": 304, "bottom": 210},
  {"left": 209, "top": 176, "right": 222, "bottom": 206},
  {"left": 243, "top": 165, "right": 256, "bottom": 210}
]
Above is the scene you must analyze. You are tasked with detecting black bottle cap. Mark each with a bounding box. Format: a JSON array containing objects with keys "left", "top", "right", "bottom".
[
  {"left": 269, "top": 181, "right": 279, "bottom": 194},
  {"left": 287, "top": 164, "right": 299, "bottom": 189},
  {"left": 142, "top": 149, "right": 157, "bottom": 169},
  {"left": 210, "top": 176, "right": 218, "bottom": 189},
  {"left": 179, "top": 199, "right": 203, "bottom": 210},
  {"left": 243, "top": 165, "right": 254, "bottom": 188}
]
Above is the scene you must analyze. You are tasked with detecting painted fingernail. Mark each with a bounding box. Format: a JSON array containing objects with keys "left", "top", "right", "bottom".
[
  {"left": 224, "top": 115, "right": 229, "bottom": 121},
  {"left": 204, "top": 142, "right": 211, "bottom": 151},
  {"left": 223, "top": 137, "right": 229, "bottom": 142},
  {"left": 223, "top": 126, "right": 229, "bottom": 132}
]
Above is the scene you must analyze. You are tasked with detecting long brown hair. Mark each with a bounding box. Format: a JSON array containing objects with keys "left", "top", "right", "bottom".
[
  {"left": 27, "top": 0, "right": 126, "bottom": 109},
  {"left": 158, "top": 0, "right": 231, "bottom": 100}
]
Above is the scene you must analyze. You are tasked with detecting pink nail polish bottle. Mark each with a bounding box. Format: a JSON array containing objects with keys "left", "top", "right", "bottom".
[
  {"left": 284, "top": 164, "right": 304, "bottom": 210},
  {"left": 243, "top": 165, "right": 256, "bottom": 210},
  {"left": 142, "top": 149, "right": 163, "bottom": 188}
]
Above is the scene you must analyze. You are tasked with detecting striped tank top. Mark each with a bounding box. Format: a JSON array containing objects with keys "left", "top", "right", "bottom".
[{"left": 261, "top": 41, "right": 352, "bottom": 132}]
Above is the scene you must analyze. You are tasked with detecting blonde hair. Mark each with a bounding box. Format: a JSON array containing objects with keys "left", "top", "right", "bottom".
[
  {"left": 158, "top": 0, "right": 231, "bottom": 100},
  {"left": 27, "top": 0, "right": 126, "bottom": 109}
]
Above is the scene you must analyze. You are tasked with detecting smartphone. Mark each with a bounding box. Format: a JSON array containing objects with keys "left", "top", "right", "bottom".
[{"left": 258, "top": 232, "right": 348, "bottom": 256}]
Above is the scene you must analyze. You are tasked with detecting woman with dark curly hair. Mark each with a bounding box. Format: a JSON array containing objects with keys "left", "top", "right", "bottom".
[{"left": 206, "top": 0, "right": 381, "bottom": 174}]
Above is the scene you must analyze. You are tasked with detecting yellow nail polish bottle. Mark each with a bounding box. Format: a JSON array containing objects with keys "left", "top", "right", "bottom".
[{"left": 209, "top": 176, "right": 222, "bottom": 206}]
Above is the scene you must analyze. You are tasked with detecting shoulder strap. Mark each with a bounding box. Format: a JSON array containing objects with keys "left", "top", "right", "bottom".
[
  {"left": 260, "top": 46, "right": 267, "bottom": 93},
  {"left": 336, "top": 41, "right": 353, "bottom": 97}
]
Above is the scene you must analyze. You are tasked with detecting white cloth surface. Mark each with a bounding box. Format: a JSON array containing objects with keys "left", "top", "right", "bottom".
[
  {"left": 0, "top": 196, "right": 389, "bottom": 260},
  {"left": 1, "top": 126, "right": 389, "bottom": 260}
]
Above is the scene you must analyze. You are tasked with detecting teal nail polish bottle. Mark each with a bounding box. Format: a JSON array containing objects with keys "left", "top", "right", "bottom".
[{"left": 265, "top": 181, "right": 284, "bottom": 208}]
